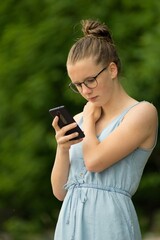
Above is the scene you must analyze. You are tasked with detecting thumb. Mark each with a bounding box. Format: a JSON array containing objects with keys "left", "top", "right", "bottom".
[{"left": 52, "top": 116, "right": 60, "bottom": 131}]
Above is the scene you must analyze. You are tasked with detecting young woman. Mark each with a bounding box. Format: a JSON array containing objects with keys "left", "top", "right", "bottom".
[{"left": 51, "top": 19, "right": 158, "bottom": 240}]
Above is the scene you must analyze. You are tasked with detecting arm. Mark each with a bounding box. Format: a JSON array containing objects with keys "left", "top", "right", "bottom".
[
  {"left": 83, "top": 102, "right": 158, "bottom": 173},
  {"left": 51, "top": 116, "right": 83, "bottom": 201},
  {"left": 51, "top": 145, "right": 70, "bottom": 201}
]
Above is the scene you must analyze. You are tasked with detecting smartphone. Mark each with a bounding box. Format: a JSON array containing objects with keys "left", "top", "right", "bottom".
[{"left": 49, "top": 105, "right": 85, "bottom": 140}]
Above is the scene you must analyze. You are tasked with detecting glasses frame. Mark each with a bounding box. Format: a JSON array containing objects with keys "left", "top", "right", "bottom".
[{"left": 68, "top": 66, "right": 107, "bottom": 94}]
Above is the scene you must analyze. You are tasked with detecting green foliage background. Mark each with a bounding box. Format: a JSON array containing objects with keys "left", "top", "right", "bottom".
[{"left": 0, "top": 0, "right": 159, "bottom": 239}]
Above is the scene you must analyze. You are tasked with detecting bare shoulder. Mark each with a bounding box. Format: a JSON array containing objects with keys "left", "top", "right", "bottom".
[
  {"left": 128, "top": 101, "right": 158, "bottom": 124},
  {"left": 74, "top": 112, "right": 83, "bottom": 123},
  {"left": 123, "top": 101, "right": 158, "bottom": 149},
  {"left": 139, "top": 101, "right": 157, "bottom": 113}
]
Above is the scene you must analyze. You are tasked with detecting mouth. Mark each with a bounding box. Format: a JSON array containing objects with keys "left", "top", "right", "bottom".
[{"left": 87, "top": 96, "right": 98, "bottom": 102}]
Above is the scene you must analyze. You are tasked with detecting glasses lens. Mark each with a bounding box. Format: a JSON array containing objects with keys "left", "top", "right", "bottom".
[{"left": 85, "top": 78, "right": 97, "bottom": 88}]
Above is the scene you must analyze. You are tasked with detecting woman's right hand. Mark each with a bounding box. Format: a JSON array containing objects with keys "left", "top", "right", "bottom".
[{"left": 52, "top": 116, "right": 83, "bottom": 150}]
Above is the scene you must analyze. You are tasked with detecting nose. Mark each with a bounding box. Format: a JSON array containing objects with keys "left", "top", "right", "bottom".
[{"left": 81, "top": 83, "right": 92, "bottom": 94}]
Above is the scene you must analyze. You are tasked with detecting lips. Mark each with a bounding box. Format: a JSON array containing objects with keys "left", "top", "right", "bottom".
[{"left": 88, "top": 96, "right": 98, "bottom": 101}]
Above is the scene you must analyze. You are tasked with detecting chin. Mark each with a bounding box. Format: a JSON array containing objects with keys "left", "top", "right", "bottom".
[{"left": 91, "top": 102, "right": 102, "bottom": 107}]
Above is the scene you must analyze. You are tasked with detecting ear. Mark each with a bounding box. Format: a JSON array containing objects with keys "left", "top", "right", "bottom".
[{"left": 108, "top": 62, "right": 118, "bottom": 79}]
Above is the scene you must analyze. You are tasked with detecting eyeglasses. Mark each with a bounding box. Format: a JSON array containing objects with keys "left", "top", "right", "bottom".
[{"left": 68, "top": 66, "right": 107, "bottom": 93}]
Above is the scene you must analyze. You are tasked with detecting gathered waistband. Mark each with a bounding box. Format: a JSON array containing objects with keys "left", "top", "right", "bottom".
[
  {"left": 76, "top": 183, "right": 131, "bottom": 198},
  {"left": 65, "top": 181, "right": 131, "bottom": 198}
]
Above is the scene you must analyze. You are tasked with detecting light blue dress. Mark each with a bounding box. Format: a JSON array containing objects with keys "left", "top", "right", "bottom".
[{"left": 54, "top": 102, "right": 157, "bottom": 240}]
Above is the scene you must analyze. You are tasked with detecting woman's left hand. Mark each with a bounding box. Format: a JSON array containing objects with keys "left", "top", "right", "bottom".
[{"left": 83, "top": 102, "right": 102, "bottom": 123}]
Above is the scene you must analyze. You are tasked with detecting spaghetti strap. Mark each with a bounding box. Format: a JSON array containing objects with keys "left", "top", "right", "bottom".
[{"left": 119, "top": 101, "right": 144, "bottom": 120}]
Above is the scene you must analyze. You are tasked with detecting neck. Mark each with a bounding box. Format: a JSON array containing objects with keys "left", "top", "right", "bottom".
[{"left": 101, "top": 84, "right": 137, "bottom": 120}]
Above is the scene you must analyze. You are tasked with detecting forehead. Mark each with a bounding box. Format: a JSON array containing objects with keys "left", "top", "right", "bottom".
[{"left": 67, "top": 58, "right": 101, "bottom": 82}]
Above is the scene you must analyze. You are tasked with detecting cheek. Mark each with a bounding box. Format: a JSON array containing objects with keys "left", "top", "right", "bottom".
[
  {"left": 99, "top": 78, "right": 112, "bottom": 93},
  {"left": 98, "top": 79, "right": 114, "bottom": 102}
]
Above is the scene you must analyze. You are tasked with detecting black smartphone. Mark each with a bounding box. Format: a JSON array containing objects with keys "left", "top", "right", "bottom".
[{"left": 49, "top": 105, "right": 85, "bottom": 140}]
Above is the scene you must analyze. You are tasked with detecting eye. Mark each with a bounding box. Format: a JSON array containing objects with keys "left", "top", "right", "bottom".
[{"left": 85, "top": 78, "right": 95, "bottom": 85}]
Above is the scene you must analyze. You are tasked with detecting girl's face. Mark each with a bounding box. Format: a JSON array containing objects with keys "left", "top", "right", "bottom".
[{"left": 67, "top": 58, "right": 118, "bottom": 107}]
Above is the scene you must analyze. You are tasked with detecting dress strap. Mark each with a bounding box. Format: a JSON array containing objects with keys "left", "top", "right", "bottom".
[{"left": 118, "top": 101, "right": 144, "bottom": 122}]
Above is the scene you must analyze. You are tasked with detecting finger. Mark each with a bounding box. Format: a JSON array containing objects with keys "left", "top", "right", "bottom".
[
  {"left": 52, "top": 116, "right": 60, "bottom": 131},
  {"left": 62, "top": 122, "right": 77, "bottom": 134},
  {"left": 58, "top": 134, "right": 83, "bottom": 146},
  {"left": 65, "top": 131, "right": 79, "bottom": 141},
  {"left": 57, "top": 131, "right": 78, "bottom": 143},
  {"left": 70, "top": 138, "right": 84, "bottom": 145}
]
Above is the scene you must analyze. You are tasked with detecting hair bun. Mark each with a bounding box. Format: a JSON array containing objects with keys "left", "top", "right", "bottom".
[{"left": 81, "top": 19, "right": 113, "bottom": 44}]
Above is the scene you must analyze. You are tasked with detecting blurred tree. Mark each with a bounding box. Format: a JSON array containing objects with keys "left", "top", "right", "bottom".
[{"left": 0, "top": 0, "right": 159, "bottom": 238}]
